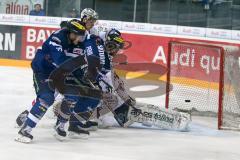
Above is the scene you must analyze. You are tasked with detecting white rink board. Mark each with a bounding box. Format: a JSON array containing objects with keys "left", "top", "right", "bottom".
[{"left": 0, "top": 66, "right": 240, "bottom": 160}]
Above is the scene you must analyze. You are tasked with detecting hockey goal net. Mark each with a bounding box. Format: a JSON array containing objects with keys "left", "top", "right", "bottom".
[{"left": 165, "top": 41, "right": 240, "bottom": 130}]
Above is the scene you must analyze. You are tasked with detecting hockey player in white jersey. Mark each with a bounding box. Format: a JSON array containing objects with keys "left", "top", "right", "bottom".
[
  {"left": 60, "top": 8, "right": 101, "bottom": 36},
  {"left": 81, "top": 8, "right": 99, "bottom": 33}
]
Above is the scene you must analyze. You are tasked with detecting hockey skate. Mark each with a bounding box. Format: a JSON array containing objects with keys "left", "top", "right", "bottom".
[
  {"left": 15, "top": 123, "right": 33, "bottom": 143},
  {"left": 70, "top": 113, "right": 98, "bottom": 131},
  {"left": 81, "top": 120, "right": 98, "bottom": 131},
  {"left": 68, "top": 122, "right": 90, "bottom": 139},
  {"left": 54, "top": 121, "right": 67, "bottom": 141},
  {"left": 15, "top": 110, "right": 29, "bottom": 128}
]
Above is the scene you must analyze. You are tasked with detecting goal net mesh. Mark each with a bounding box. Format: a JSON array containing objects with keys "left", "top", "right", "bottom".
[{"left": 166, "top": 41, "right": 240, "bottom": 130}]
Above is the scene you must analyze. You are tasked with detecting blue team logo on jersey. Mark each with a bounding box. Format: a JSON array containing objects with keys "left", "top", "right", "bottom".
[{"left": 86, "top": 46, "right": 93, "bottom": 56}]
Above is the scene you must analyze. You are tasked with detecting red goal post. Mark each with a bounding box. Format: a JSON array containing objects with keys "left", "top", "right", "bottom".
[{"left": 165, "top": 41, "right": 240, "bottom": 130}]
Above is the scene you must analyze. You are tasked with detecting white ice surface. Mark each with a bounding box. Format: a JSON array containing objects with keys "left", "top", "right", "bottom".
[{"left": 0, "top": 66, "right": 240, "bottom": 160}]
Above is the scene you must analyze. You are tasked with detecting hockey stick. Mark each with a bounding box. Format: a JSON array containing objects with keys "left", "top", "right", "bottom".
[{"left": 90, "top": 77, "right": 125, "bottom": 127}]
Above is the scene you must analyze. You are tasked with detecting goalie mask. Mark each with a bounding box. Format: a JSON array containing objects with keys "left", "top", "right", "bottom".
[{"left": 105, "top": 29, "right": 124, "bottom": 56}]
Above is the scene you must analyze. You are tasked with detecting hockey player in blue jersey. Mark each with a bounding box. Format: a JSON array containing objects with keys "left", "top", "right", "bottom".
[
  {"left": 57, "top": 8, "right": 116, "bottom": 134},
  {"left": 16, "top": 8, "right": 101, "bottom": 135},
  {"left": 15, "top": 19, "right": 87, "bottom": 143},
  {"left": 15, "top": 8, "right": 125, "bottom": 140},
  {"left": 53, "top": 29, "right": 125, "bottom": 140}
]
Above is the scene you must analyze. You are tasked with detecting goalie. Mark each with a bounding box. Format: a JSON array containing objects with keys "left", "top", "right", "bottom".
[{"left": 52, "top": 28, "right": 191, "bottom": 138}]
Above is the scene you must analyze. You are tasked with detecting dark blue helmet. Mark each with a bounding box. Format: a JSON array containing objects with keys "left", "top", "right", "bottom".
[
  {"left": 105, "top": 29, "right": 124, "bottom": 56},
  {"left": 67, "top": 19, "right": 86, "bottom": 35}
]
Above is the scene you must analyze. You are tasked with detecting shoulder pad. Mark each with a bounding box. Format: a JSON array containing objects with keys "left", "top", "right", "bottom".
[
  {"left": 90, "top": 35, "right": 103, "bottom": 46},
  {"left": 51, "top": 29, "right": 67, "bottom": 44},
  {"left": 51, "top": 36, "right": 61, "bottom": 44}
]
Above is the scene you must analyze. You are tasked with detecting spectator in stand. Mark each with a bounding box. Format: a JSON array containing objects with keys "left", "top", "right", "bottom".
[
  {"left": 202, "top": 0, "right": 210, "bottom": 10},
  {"left": 29, "top": 3, "right": 45, "bottom": 16},
  {"left": 68, "top": 8, "right": 80, "bottom": 18}
]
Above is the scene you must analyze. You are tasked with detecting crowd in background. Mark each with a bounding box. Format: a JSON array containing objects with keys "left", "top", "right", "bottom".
[{"left": 0, "top": 0, "right": 239, "bottom": 30}]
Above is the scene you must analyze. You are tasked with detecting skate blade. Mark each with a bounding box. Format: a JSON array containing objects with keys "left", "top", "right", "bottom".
[
  {"left": 98, "top": 125, "right": 111, "bottom": 129},
  {"left": 68, "top": 131, "right": 89, "bottom": 139},
  {"left": 14, "top": 135, "right": 32, "bottom": 143},
  {"left": 83, "top": 126, "right": 98, "bottom": 131},
  {"left": 53, "top": 133, "right": 67, "bottom": 142}
]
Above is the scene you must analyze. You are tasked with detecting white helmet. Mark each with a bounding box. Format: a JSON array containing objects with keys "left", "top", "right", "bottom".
[{"left": 80, "top": 8, "right": 99, "bottom": 20}]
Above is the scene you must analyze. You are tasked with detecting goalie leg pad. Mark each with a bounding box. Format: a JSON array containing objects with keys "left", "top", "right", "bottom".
[{"left": 127, "top": 103, "right": 191, "bottom": 131}]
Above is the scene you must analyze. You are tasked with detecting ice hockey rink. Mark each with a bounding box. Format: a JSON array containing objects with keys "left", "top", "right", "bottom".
[{"left": 0, "top": 66, "right": 240, "bottom": 160}]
